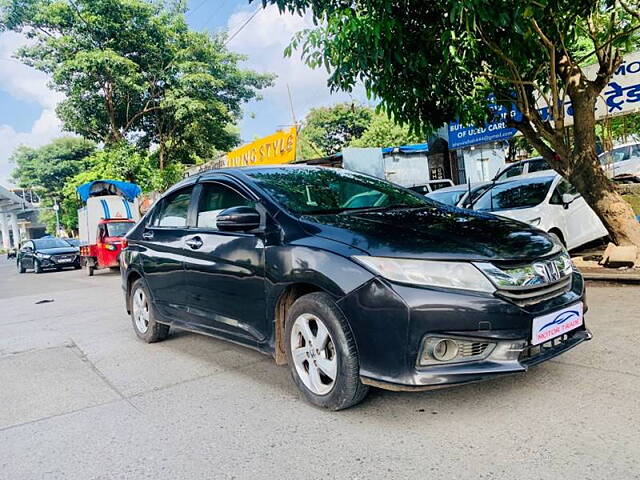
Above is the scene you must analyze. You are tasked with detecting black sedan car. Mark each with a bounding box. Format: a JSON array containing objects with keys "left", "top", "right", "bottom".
[
  {"left": 17, "top": 237, "right": 81, "bottom": 273},
  {"left": 121, "top": 166, "right": 591, "bottom": 410}
]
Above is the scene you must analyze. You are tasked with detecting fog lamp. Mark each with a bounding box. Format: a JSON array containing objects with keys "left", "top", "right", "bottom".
[{"left": 428, "top": 338, "right": 459, "bottom": 362}]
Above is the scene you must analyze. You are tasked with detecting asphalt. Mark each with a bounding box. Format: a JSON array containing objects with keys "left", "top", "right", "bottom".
[{"left": 0, "top": 257, "right": 639, "bottom": 479}]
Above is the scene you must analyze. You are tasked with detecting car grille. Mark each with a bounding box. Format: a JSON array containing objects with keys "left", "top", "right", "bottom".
[
  {"left": 51, "top": 254, "right": 77, "bottom": 263},
  {"left": 519, "top": 331, "right": 575, "bottom": 364},
  {"left": 458, "top": 341, "right": 491, "bottom": 358},
  {"left": 495, "top": 276, "right": 572, "bottom": 307}
]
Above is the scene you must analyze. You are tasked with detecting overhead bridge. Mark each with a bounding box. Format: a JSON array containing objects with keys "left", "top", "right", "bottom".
[{"left": 0, "top": 184, "right": 38, "bottom": 249}]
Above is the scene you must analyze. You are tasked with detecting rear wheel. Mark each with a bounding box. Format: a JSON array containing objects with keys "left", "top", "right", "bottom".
[
  {"left": 285, "top": 292, "right": 369, "bottom": 410},
  {"left": 85, "top": 259, "right": 95, "bottom": 277},
  {"left": 130, "top": 278, "right": 169, "bottom": 343}
]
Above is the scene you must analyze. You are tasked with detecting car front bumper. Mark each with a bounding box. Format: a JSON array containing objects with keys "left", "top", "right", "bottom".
[{"left": 337, "top": 272, "right": 590, "bottom": 391}]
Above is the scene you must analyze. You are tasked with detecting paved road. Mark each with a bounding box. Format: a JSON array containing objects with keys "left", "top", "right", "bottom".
[{"left": 0, "top": 257, "right": 639, "bottom": 480}]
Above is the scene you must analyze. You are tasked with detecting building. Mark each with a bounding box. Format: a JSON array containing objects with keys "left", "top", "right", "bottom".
[{"left": 0, "top": 185, "right": 43, "bottom": 249}]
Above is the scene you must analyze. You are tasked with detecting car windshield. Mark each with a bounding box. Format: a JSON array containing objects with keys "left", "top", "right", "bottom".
[
  {"left": 33, "top": 238, "right": 71, "bottom": 249},
  {"left": 106, "top": 222, "right": 134, "bottom": 237},
  {"left": 474, "top": 178, "right": 554, "bottom": 211},
  {"left": 247, "top": 168, "right": 432, "bottom": 214},
  {"left": 427, "top": 189, "right": 466, "bottom": 206},
  {"left": 63, "top": 238, "right": 80, "bottom": 247}
]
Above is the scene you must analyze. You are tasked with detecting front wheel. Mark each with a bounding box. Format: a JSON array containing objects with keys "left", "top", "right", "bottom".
[
  {"left": 17, "top": 260, "right": 25, "bottom": 274},
  {"left": 34, "top": 260, "right": 42, "bottom": 274},
  {"left": 130, "top": 278, "right": 169, "bottom": 343},
  {"left": 285, "top": 292, "right": 369, "bottom": 410}
]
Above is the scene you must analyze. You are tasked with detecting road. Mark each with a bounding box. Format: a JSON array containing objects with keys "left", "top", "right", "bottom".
[{"left": 0, "top": 257, "right": 639, "bottom": 480}]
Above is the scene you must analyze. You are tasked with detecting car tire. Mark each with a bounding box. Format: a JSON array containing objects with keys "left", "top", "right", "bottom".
[
  {"left": 86, "top": 262, "right": 94, "bottom": 277},
  {"left": 34, "top": 260, "right": 42, "bottom": 274},
  {"left": 17, "top": 260, "right": 25, "bottom": 274},
  {"left": 285, "top": 292, "right": 369, "bottom": 410},
  {"left": 130, "top": 278, "right": 169, "bottom": 343}
]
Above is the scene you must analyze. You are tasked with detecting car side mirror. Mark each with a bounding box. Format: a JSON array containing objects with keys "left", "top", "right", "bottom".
[
  {"left": 561, "top": 193, "right": 574, "bottom": 209},
  {"left": 216, "top": 206, "right": 261, "bottom": 232},
  {"left": 24, "top": 246, "right": 33, "bottom": 252}
]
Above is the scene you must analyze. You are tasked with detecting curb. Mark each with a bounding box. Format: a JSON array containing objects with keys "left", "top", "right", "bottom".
[{"left": 583, "top": 272, "right": 640, "bottom": 283}]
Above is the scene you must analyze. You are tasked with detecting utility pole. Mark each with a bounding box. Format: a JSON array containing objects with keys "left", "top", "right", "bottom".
[{"left": 53, "top": 201, "right": 60, "bottom": 237}]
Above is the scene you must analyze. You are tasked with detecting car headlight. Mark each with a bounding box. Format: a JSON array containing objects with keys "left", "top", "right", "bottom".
[
  {"left": 352, "top": 256, "right": 496, "bottom": 293},
  {"left": 35, "top": 252, "right": 50, "bottom": 259}
]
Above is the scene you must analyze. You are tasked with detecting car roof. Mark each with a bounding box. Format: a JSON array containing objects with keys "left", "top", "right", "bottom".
[
  {"left": 492, "top": 171, "right": 558, "bottom": 187},
  {"left": 601, "top": 141, "right": 640, "bottom": 152},
  {"left": 429, "top": 181, "right": 491, "bottom": 193}
]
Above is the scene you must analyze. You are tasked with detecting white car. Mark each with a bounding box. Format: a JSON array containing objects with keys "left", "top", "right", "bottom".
[
  {"left": 599, "top": 142, "right": 640, "bottom": 182},
  {"left": 426, "top": 181, "right": 492, "bottom": 209},
  {"left": 472, "top": 173, "right": 608, "bottom": 250},
  {"left": 492, "top": 157, "right": 553, "bottom": 182}
]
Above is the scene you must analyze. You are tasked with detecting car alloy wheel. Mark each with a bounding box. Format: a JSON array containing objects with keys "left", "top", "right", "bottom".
[
  {"left": 132, "top": 288, "right": 150, "bottom": 334},
  {"left": 290, "top": 313, "right": 338, "bottom": 396}
]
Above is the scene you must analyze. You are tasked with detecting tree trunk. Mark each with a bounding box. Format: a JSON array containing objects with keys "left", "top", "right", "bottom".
[{"left": 567, "top": 90, "right": 640, "bottom": 247}]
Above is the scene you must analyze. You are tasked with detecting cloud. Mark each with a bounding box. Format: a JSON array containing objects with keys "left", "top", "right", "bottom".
[
  {"left": 0, "top": 32, "right": 65, "bottom": 185},
  {"left": 226, "top": 5, "right": 369, "bottom": 141}
]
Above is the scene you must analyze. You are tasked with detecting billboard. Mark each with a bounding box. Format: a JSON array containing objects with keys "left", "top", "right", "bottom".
[
  {"left": 226, "top": 127, "right": 297, "bottom": 167},
  {"left": 448, "top": 51, "right": 640, "bottom": 149}
]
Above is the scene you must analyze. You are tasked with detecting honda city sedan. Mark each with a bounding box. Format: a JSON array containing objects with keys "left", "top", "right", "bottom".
[{"left": 121, "top": 166, "right": 591, "bottom": 410}]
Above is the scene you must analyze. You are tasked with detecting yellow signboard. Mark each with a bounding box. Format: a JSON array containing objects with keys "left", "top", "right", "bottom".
[{"left": 226, "top": 127, "right": 297, "bottom": 167}]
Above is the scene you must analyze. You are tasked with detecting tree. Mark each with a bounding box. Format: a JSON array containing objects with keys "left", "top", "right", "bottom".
[
  {"left": 350, "top": 113, "right": 423, "bottom": 148},
  {"left": 1, "top": 0, "right": 274, "bottom": 168},
  {"left": 297, "top": 103, "right": 374, "bottom": 157},
  {"left": 268, "top": 0, "right": 640, "bottom": 246},
  {"left": 10, "top": 137, "right": 96, "bottom": 193}
]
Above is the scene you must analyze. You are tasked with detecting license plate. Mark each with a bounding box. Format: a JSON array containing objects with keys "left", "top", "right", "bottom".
[
  {"left": 58, "top": 258, "right": 73, "bottom": 263},
  {"left": 531, "top": 302, "right": 583, "bottom": 346}
]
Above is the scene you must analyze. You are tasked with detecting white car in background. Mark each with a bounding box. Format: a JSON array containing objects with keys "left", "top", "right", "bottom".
[
  {"left": 426, "top": 182, "right": 493, "bottom": 209},
  {"left": 472, "top": 173, "right": 608, "bottom": 250},
  {"left": 492, "top": 156, "right": 553, "bottom": 182},
  {"left": 599, "top": 142, "right": 640, "bottom": 182}
]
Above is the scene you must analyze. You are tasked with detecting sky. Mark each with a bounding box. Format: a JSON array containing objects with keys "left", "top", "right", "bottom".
[{"left": 0, "top": 0, "right": 368, "bottom": 185}]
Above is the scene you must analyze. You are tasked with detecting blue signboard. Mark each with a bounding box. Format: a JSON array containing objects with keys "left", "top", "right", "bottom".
[{"left": 448, "top": 104, "right": 521, "bottom": 149}]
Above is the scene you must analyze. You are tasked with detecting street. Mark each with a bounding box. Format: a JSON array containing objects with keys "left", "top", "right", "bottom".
[{"left": 0, "top": 257, "right": 639, "bottom": 480}]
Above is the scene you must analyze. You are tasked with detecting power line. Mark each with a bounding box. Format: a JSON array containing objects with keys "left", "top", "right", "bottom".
[{"left": 224, "top": 6, "right": 262, "bottom": 45}]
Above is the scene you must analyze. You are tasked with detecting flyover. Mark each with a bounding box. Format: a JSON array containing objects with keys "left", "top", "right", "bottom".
[{"left": 0, "top": 184, "right": 38, "bottom": 249}]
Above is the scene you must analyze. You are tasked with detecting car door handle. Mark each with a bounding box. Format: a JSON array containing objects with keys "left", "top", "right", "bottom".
[
  {"left": 142, "top": 231, "right": 154, "bottom": 240},
  {"left": 185, "top": 236, "right": 203, "bottom": 250}
]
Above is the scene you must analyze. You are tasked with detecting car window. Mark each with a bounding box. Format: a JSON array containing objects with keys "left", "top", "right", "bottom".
[
  {"left": 196, "top": 183, "right": 253, "bottom": 230},
  {"left": 105, "top": 222, "right": 134, "bottom": 237},
  {"left": 153, "top": 188, "right": 193, "bottom": 228},
  {"left": 248, "top": 168, "right": 430, "bottom": 215},
  {"left": 630, "top": 144, "right": 640, "bottom": 157},
  {"left": 495, "top": 164, "right": 524, "bottom": 181},
  {"left": 33, "top": 238, "right": 72, "bottom": 249},
  {"left": 21, "top": 241, "right": 33, "bottom": 251},
  {"left": 427, "top": 189, "right": 466, "bottom": 206},
  {"left": 550, "top": 179, "right": 578, "bottom": 204},
  {"left": 527, "top": 158, "right": 550, "bottom": 173},
  {"left": 474, "top": 178, "right": 553, "bottom": 211},
  {"left": 611, "top": 146, "right": 630, "bottom": 163},
  {"left": 463, "top": 184, "right": 493, "bottom": 208}
]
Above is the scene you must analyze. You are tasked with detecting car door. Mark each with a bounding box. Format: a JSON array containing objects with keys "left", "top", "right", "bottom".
[
  {"left": 627, "top": 143, "right": 640, "bottom": 178},
  {"left": 139, "top": 186, "right": 195, "bottom": 320},
  {"left": 20, "top": 241, "right": 34, "bottom": 268},
  {"left": 181, "top": 180, "right": 267, "bottom": 346},
  {"left": 550, "top": 179, "right": 606, "bottom": 249}
]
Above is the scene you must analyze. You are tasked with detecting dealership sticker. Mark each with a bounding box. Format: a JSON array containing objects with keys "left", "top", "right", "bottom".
[{"left": 531, "top": 302, "right": 583, "bottom": 346}]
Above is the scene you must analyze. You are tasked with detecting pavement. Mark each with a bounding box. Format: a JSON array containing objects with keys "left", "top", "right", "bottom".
[{"left": 0, "top": 257, "right": 639, "bottom": 480}]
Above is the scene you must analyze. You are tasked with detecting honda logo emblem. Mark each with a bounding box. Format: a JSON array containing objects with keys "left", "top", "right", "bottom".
[{"left": 533, "top": 260, "right": 561, "bottom": 283}]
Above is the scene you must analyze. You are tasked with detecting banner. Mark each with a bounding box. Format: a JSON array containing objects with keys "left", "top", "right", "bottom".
[
  {"left": 226, "top": 127, "right": 297, "bottom": 167},
  {"left": 448, "top": 51, "right": 640, "bottom": 149}
]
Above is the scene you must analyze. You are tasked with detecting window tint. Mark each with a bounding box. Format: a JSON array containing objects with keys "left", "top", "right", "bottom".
[
  {"left": 550, "top": 179, "right": 578, "bottom": 204},
  {"left": 154, "top": 188, "right": 193, "bottom": 227},
  {"left": 197, "top": 183, "right": 253, "bottom": 229},
  {"left": 474, "top": 178, "right": 553, "bottom": 211},
  {"left": 248, "top": 168, "right": 429, "bottom": 214},
  {"left": 611, "top": 146, "right": 630, "bottom": 163},
  {"left": 495, "top": 164, "right": 524, "bottom": 181},
  {"left": 33, "top": 238, "right": 71, "bottom": 249},
  {"left": 630, "top": 144, "right": 640, "bottom": 157},
  {"left": 527, "top": 158, "right": 550, "bottom": 173}
]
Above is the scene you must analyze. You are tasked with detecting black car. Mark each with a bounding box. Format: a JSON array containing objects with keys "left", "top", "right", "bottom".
[
  {"left": 17, "top": 237, "right": 81, "bottom": 273},
  {"left": 121, "top": 166, "right": 591, "bottom": 410}
]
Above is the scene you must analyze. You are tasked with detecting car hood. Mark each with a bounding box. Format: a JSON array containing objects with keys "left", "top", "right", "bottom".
[
  {"left": 300, "top": 205, "right": 557, "bottom": 262},
  {"left": 38, "top": 247, "right": 79, "bottom": 255}
]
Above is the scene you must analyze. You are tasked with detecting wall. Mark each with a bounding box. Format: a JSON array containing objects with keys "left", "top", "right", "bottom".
[{"left": 461, "top": 143, "right": 507, "bottom": 183}]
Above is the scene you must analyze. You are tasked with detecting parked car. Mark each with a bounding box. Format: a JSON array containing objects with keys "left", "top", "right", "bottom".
[
  {"left": 598, "top": 142, "right": 640, "bottom": 182},
  {"left": 493, "top": 157, "right": 552, "bottom": 182},
  {"left": 17, "top": 237, "right": 81, "bottom": 273},
  {"left": 121, "top": 166, "right": 591, "bottom": 410},
  {"left": 426, "top": 181, "right": 492, "bottom": 209},
  {"left": 407, "top": 179, "right": 454, "bottom": 195},
  {"left": 472, "top": 173, "right": 608, "bottom": 250}
]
